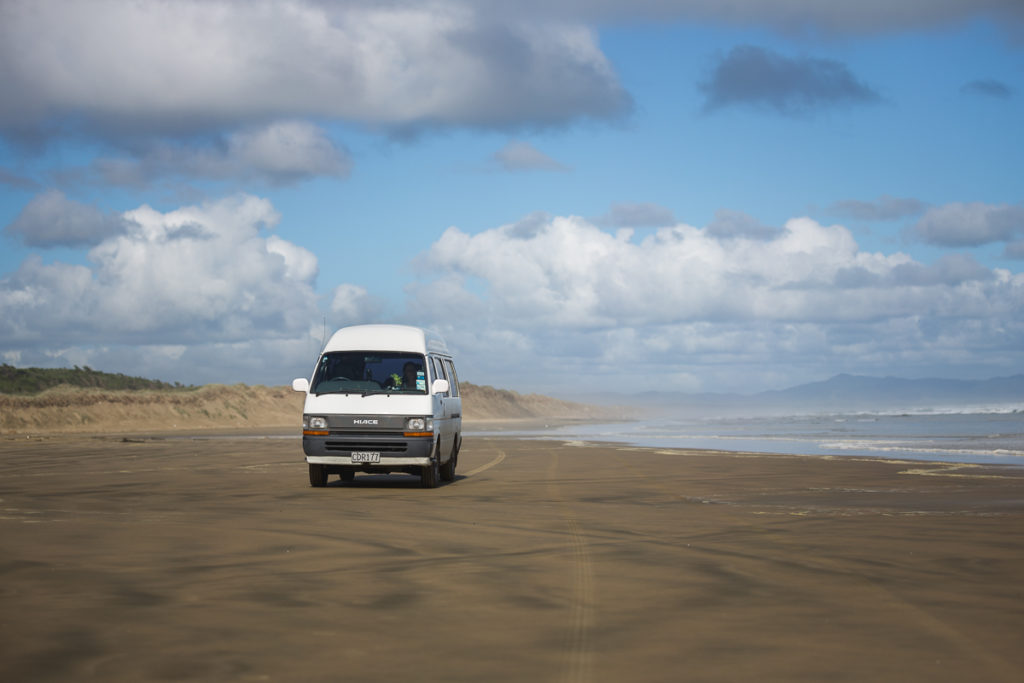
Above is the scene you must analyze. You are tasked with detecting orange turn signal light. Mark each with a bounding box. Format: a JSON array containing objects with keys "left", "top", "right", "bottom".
[
  {"left": 403, "top": 431, "right": 433, "bottom": 438},
  {"left": 303, "top": 430, "right": 329, "bottom": 436}
]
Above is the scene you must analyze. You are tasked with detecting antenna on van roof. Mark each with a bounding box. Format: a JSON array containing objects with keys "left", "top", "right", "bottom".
[{"left": 319, "top": 315, "right": 327, "bottom": 354}]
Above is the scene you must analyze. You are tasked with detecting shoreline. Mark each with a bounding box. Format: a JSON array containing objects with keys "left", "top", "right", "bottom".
[
  {"left": 4, "top": 423, "right": 1024, "bottom": 473},
  {"left": 469, "top": 414, "right": 1024, "bottom": 469}
]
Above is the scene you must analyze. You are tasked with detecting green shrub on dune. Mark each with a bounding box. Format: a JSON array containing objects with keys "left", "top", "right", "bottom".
[{"left": 0, "top": 364, "right": 196, "bottom": 395}]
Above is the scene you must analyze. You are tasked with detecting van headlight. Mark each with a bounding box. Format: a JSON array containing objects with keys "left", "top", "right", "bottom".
[
  {"left": 405, "top": 417, "right": 432, "bottom": 432},
  {"left": 306, "top": 416, "right": 328, "bottom": 430}
]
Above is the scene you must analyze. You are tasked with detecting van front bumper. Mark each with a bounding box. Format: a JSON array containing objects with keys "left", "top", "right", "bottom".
[{"left": 302, "top": 432, "right": 434, "bottom": 467}]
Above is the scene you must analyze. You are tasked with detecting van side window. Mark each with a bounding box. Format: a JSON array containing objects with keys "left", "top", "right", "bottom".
[
  {"left": 430, "top": 356, "right": 448, "bottom": 393},
  {"left": 443, "top": 359, "right": 460, "bottom": 397}
]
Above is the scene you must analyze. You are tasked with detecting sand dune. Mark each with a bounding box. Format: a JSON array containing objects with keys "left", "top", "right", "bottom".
[{"left": 0, "top": 382, "right": 615, "bottom": 435}]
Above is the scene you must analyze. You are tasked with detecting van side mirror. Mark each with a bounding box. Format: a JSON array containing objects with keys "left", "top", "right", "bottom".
[
  {"left": 292, "top": 378, "right": 310, "bottom": 393},
  {"left": 431, "top": 379, "right": 450, "bottom": 395}
]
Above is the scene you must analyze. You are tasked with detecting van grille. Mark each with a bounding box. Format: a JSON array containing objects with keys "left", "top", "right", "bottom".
[{"left": 324, "top": 435, "right": 409, "bottom": 453}]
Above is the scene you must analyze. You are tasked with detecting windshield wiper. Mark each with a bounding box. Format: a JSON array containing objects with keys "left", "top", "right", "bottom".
[{"left": 313, "top": 388, "right": 415, "bottom": 397}]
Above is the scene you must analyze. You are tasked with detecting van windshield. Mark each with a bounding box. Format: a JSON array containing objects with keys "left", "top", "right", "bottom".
[{"left": 310, "top": 351, "right": 428, "bottom": 395}]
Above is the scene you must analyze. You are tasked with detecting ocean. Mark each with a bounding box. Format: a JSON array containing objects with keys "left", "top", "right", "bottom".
[{"left": 479, "top": 406, "right": 1024, "bottom": 466}]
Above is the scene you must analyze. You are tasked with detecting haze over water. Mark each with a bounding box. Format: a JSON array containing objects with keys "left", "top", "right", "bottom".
[{"left": 485, "top": 407, "right": 1024, "bottom": 466}]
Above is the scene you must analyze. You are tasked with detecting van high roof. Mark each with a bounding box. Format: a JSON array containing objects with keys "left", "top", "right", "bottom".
[{"left": 322, "top": 324, "right": 450, "bottom": 356}]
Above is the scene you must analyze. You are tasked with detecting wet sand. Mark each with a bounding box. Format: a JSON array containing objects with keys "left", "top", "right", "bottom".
[{"left": 1, "top": 433, "right": 1023, "bottom": 682}]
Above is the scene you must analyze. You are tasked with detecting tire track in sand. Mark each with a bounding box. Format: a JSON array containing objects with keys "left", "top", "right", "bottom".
[
  {"left": 462, "top": 450, "right": 505, "bottom": 477},
  {"left": 547, "top": 452, "right": 595, "bottom": 683}
]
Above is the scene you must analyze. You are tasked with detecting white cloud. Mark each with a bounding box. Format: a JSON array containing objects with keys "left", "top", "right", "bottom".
[
  {"left": 0, "top": 194, "right": 319, "bottom": 350},
  {"left": 418, "top": 214, "right": 919, "bottom": 326},
  {"left": 411, "top": 213, "right": 1024, "bottom": 392},
  {"left": 5, "top": 201, "right": 1023, "bottom": 392},
  {"left": 267, "top": 234, "right": 319, "bottom": 283},
  {"left": 0, "top": 0, "right": 630, "bottom": 142},
  {"left": 329, "top": 283, "right": 385, "bottom": 325}
]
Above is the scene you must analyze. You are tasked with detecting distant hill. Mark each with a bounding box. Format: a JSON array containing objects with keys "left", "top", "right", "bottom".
[
  {"left": 596, "top": 374, "right": 1024, "bottom": 416},
  {"left": 0, "top": 364, "right": 194, "bottom": 395},
  {"left": 762, "top": 373, "right": 1024, "bottom": 410},
  {"left": 589, "top": 374, "right": 1019, "bottom": 417}
]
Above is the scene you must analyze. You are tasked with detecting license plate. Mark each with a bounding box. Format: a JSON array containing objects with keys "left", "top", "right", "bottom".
[{"left": 351, "top": 451, "right": 381, "bottom": 463}]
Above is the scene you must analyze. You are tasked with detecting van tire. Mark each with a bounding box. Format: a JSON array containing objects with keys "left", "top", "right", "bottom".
[
  {"left": 440, "top": 435, "right": 459, "bottom": 482},
  {"left": 421, "top": 456, "right": 440, "bottom": 489},
  {"left": 309, "top": 463, "right": 328, "bottom": 487}
]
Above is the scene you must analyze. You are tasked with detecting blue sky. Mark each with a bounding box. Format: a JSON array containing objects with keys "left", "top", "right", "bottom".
[{"left": 1, "top": 0, "right": 1022, "bottom": 396}]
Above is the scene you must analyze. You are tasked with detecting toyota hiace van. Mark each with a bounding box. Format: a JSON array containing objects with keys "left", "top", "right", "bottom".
[{"left": 291, "top": 325, "right": 462, "bottom": 488}]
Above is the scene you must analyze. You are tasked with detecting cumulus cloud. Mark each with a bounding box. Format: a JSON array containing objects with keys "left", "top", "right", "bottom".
[
  {"left": 700, "top": 45, "right": 881, "bottom": 116},
  {"left": 410, "top": 213, "right": 1023, "bottom": 392},
  {"left": 492, "top": 141, "right": 569, "bottom": 172},
  {"left": 330, "top": 283, "right": 385, "bottom": 324},
  {"left": 0, "top": 0, "right": 630, "bottom": 143},
  {"left": 416, "top": 215, "right": 919, "bottom": 327},
  {"left": 910, "top": 202, "right": 1024, "bottom": 247},
  {"left": 4, "top": 190, "right": 131, "bottom": 247},
  {"left": 828, "top": 195, "right": 927, "bottom": 221},
  {"left": 0, "top": 194, "right": 320, "bottom": 349}
]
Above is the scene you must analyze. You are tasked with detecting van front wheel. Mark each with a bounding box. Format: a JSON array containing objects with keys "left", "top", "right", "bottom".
[
  {"left": 421, "top": 458, "right": 440, "bottom": 488},
  {"left": 309, "top": 463, "right": 328, "bottom": 487}
]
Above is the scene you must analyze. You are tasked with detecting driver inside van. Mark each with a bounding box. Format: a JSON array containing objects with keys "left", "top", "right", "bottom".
[
  {"left": 385, "top": 362, "right": 422, "bottom": 391},
  {"left": 401, "top": 362, "right": 421, "bottom": 390}
]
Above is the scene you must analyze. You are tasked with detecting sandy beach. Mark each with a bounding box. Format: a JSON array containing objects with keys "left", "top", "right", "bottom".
[{"left": 1, "top": 432, "right": 1023, "bottom": 682}]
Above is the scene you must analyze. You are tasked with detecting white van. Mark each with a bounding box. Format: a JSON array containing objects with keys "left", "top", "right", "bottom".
[{"left": 291, "top": 324, "right": 462, "bottom": 488}]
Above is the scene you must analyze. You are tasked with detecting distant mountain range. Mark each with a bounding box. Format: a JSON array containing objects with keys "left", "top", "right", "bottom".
[{"left": 588, "top": 374, "right": 1024, "bottom": 416}]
